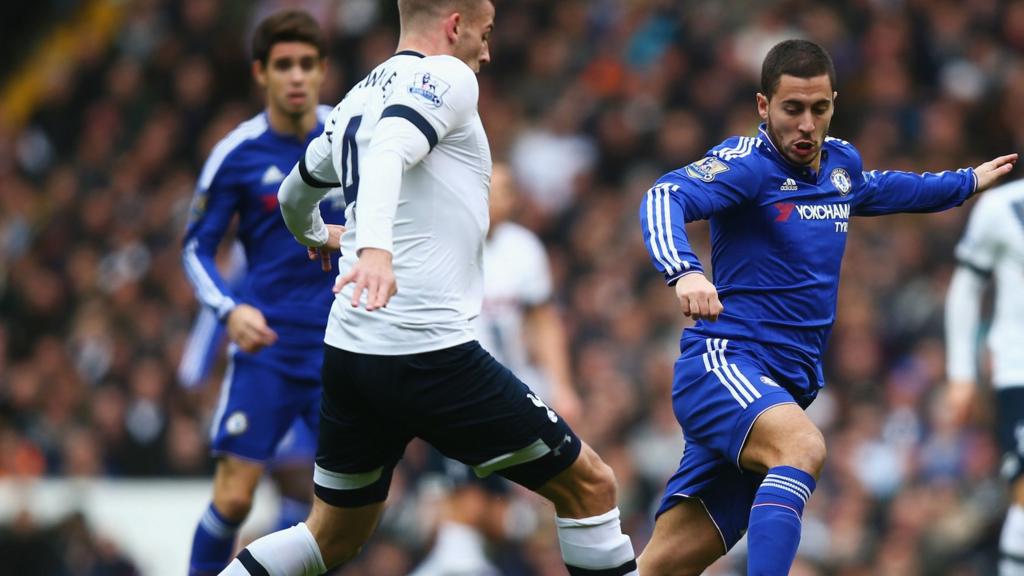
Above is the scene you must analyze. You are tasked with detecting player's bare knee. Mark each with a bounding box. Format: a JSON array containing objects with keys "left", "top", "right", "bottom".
[
  {"left": 213, "top": 488, "right": 255, "bottom": 521},
  {"left": 781, "top": 428, "right": 827, "bottom": 477},
  {"left": 559, "top": 447, "right": 618, "bottom": 516}
]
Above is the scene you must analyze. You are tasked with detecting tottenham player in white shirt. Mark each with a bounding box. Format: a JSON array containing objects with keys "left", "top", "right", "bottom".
[
  {"left": 946, "top": 179, "right": 1024, "bottom": 576},
  {"left": 220, "top": 2, "right": 637, "bottom": 575}
]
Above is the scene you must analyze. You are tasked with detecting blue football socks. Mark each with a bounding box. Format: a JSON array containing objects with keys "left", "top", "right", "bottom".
[
  {"left": 189, "top": 503, "right": 243, "bottom": 575},
  {"left": 747, "top": 466, "right": 816, "bottom": 575}
]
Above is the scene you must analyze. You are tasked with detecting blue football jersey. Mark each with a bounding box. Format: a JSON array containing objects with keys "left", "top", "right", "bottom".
[
  {"left": 641, "top": 124, "right": 976, "bottom": 397},
  {"left": 183, "top": 106, "right": 346, "bottom": 378}
]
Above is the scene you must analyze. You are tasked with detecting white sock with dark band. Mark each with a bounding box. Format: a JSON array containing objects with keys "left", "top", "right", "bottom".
[{"left": 555, "top": 508, "right": 638, "bottom": 575}]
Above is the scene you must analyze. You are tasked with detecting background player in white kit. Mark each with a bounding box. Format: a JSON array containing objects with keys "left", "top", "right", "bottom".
[
  {"left": 474, "top": 162, "right": 581, "bottom": 423},
  {"left": 411, "top": 162, "right": 582, "bottom": 575},
  {"left": 220, "top": 2, "right": 638, "bottom": 575},
  {"left": 946, "top": 179, "right": 1024, "bottom": 576}
]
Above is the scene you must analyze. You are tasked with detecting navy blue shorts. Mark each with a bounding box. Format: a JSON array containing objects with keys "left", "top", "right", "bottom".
[
  {"left": 657, "top": 337, "right": 798, "bottom": 551},
  {"left": 209, "top": 345, "right": 320, "bottom": 465},
  {"left": 997, "top": 387, "right": 1024, "bottom": 483},
  {"left": 314, "top": 341, "right": 580, "bottom": 507}
]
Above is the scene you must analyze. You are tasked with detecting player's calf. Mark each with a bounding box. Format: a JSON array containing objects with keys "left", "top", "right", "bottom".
[
  {"left": 740, "top": 404, "right": 824, "bottom": 575},
  {"left": 537, "top": 443, "right": 638, "bottom": 576}
]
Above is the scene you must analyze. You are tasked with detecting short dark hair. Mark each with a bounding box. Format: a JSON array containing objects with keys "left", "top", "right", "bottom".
[
  {"left": 251, "top": 10, "right": 326, "bottom": 65},
  {"left": 760, "top": 39, "right": 836, "bottom": 99},
  {"left": 397, "top": 0, "right": 486, "bottom": 26}
]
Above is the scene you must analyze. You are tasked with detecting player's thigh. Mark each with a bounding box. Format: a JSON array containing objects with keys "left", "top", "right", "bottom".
[
  {"left": 410, "top": 341, "right": 582, "bottom": 492},
  {"left": 673, "top": 337, "right": 799, "bottom": 467},
  {"left": 639, "top": 498, "right": 725, "bottom": 576},
  {"left": 739, "top": 402, "right": 825, "bottom": 476},
  {"left": 209, "top": 350, "right": 316, "bottom": 462},
  {"left": 314, "top": 344, "right": 413, "bottom": 508}
]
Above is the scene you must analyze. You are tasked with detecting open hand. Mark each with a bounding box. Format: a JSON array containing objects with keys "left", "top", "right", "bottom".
[
  {"left": 334, "top": 247, "right": 397, "bottom": 311},
  {"left": 974, "top": 153, "right": 1018, "bottom": 193}
]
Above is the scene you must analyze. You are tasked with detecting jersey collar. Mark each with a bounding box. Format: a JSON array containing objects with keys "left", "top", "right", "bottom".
[
  {"left": 394, "top": 50, "right": 426, "bottom": 58},
  {"left": 756, "top": 123, "right": 829, "bottom": 180}
]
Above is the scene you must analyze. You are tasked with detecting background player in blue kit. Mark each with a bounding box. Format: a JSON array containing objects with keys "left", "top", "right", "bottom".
[
  {"left": 637, "top": 39, "right": 1018, "bottom": 575},
  {"left": 181, "top": 11, "right": 346, "bottom": 575}
]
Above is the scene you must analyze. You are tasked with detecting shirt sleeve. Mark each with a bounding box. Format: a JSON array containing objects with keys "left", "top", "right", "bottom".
[
  {"left": 182, "top": 151, "right": 241, "bottom": 320},
  {"left": 377, "top": 55, "right": 479, "bottom": 151},
  {"left": 945, "top": 266, "right": 987, "bottom": 382},
  {"left": 639, "top": 150, "right": 762, "bottom": 284},
  {"left": 518, "top": 230, "right": 553, "bottom": 306},
  {"left": 852, "top": 165, "right": 976, "bottom": 217},
  {"left": 954, "top": 195, "right": 1002, "bottom": 275},
  {"left": 945, "top": 196, "right": 1002, "bottom": 381}
]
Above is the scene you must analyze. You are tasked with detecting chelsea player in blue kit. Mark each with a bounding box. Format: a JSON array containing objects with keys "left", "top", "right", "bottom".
[
  {"left": 181, "top": 11, "right": 346, "bottom": 575},
  {"left": 637, "top": 40, "right": 1018, "bottom": 575}
]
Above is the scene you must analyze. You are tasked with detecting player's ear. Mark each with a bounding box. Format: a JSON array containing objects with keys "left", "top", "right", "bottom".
[
  {"left": 444, "top": 12, "right": 461, "bottom": 44},
  {"left": 756, "top": 93, "right": 769, "bottom": 120},
  {"left": 252, "top": 60, "right": 268, "bottom": 87}
]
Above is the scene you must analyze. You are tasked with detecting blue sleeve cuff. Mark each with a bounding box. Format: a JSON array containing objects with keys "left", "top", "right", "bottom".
[
  {"left": 216, "top": 299, "right": 237, "bottom": 322},
  {"left": 666, "top": 268, "right": 704, "bottom": 286}
]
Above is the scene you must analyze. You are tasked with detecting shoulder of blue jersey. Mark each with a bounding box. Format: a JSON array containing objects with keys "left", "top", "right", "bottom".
[
  {"left": 197, "top": 113, "right": 269, "bottom": 191},
  {"left": 680, "top": 136, "right": 761, "bottom": 182}
]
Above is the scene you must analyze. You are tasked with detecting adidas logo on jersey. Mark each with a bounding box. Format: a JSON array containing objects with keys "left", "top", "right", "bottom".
[
  {"left": 780, "top": 178, "right": 798, "bottom": 191},
  {"left": 261, "top": 165, "right": 285, "bottom": 185}
]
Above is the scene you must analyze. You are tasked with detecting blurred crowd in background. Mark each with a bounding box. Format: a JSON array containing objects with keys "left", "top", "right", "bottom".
[{"left": 3, "top": 0, "right": 1024, "bottom": 574}]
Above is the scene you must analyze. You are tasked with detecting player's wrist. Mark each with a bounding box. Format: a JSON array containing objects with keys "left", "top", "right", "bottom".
[
  {"left": 216, "top": 299, "right": 238, "bottom": 322},
  {"left": 668, "top": 269, "right": 705, "bottom": 286}
]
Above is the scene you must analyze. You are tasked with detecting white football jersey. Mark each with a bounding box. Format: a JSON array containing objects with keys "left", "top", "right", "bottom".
[
  {"left": 474, "top": 222, "right": 553, "bottom": 389},
  {"left": 947, "top": 180, "right": 1024, "bottom": 387},
  {"left": 301, "top": 51, "right": 491, "bottom": 355}
]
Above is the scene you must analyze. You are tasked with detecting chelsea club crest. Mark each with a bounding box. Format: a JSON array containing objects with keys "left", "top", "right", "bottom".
[{"left": 830, "top": 168, "right": 852, "bottom": 196}]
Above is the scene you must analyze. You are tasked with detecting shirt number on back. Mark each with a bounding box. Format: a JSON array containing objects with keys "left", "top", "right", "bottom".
[{"left": 341, "top": 115, "right": 362, "bottom": 206}]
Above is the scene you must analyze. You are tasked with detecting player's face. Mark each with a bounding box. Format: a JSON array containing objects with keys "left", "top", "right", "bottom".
[
  {"left": 453, "top": 1, "right": 494, "bottom": 72},
  {"left": 254, "top": 42, "right": 325, "bottom": 118},
  {"left": 757, "top": 74, "right": 836, "bottom": 167}
]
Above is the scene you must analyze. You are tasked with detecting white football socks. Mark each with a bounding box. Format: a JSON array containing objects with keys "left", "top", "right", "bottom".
[
  {"left": 220, "top": 522, "right": 326, "bottom": 576},
  {"left": 556, "top": 508, "right": 638, "bottom": 575}
]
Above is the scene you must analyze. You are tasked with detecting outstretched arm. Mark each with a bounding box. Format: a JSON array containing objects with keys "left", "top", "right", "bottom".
[{"left": 854, "top": 154, "right": 1017, "bottom": 216}]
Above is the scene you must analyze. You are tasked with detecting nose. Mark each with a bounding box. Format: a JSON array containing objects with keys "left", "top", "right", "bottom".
[
  {"left": 798, "top": 111, "right": 815, "bottom": 134},
  {"left": 480, "top": 45, "right": 491, "bottom": 65}
]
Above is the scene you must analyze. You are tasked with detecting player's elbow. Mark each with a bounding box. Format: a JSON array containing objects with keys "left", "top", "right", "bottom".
[{"left": 277, "top": 166, "right": 304, "bottom": 209}]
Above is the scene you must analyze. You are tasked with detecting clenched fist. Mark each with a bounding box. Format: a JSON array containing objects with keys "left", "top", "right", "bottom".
[{"left": 674, "top": 272, "right": 723, "bottom": 322}]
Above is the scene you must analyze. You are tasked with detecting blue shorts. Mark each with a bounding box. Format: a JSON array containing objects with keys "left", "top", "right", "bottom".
[
  {"left": 314, "top": 341, "right": 580, "bottom": 507},
  {"left": 209, "top": 345, "right": 321, "bottom": 465},
  {"left": 657, "top": 337, "right": 798, "bottom": 551}
]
